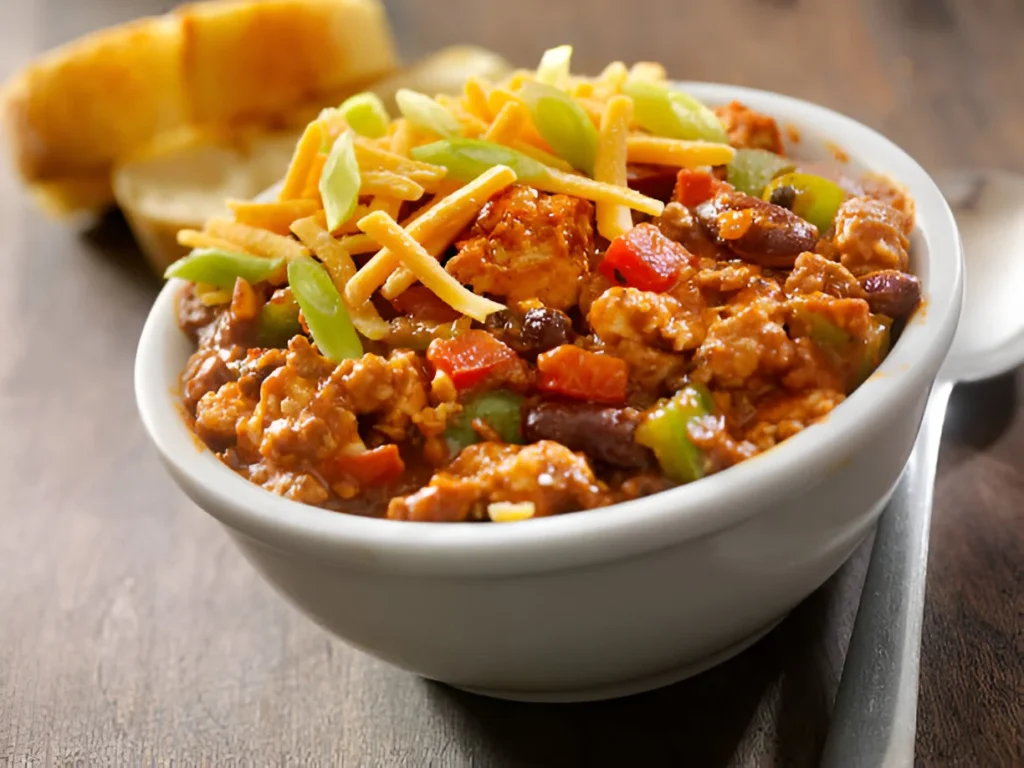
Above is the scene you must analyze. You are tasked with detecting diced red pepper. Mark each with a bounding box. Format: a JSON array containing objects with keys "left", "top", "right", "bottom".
[
  {"left": 536, "top": 345, "right": 628, "bottom": 404},
  {"left": 326, "top": 444, "right": 405, "bottom": 486},
  {"left": 673, "top": 169, "right": 717, "bottom": 208},
  {"left": 390, "top": 285, "right": 462, "bottom": 323},
  {"left": 598, "top": 223, "right": 694, "bottom": 293},
  {"left": 427, "top": 330, "right": 519, "bottom": 390}
]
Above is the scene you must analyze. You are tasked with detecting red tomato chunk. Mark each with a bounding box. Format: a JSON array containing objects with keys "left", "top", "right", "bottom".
[
  {"left": 427, "top": 330, "right": 519, "bottom": 390},
  {"left": 599, "top": 223, "right": 695, "bottom": 293},
  {"left": 673, "top": 169, "right": 717, "bottom": 208},
  {"left": 324, "top": 444, "right": 406, "bottom": 486},
  {"left": 536, "top": 344, "right": 628, "bottom": 404}
]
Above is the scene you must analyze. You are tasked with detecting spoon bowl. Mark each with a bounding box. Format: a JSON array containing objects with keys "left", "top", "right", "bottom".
[
  {"left": 823, "top": 168, "right": 1024, "bottom": 766},
  {"left": 939, "top": 170, "right": 1024, "bottom": 382}
]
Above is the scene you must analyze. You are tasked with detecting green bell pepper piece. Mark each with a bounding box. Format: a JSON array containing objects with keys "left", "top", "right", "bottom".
[
  {"left": 635, "top": 384, "right": 715, "bottom": 484},
  {"left": 287, "top": 256, "right": 363, "bottom": 362},
  {"left": 792, "top": 307, "right": 892, "bottom": 391},
  {"left": 763, "top": 172, "right": 846, "bottom": 233},
  {"left": 726, "top": 148, "right": 795, "bottom": 197},
  {"left": 853, "top": 314, "right": 892, "bottom": 387},
  {"left": 164, "top": 248, "right": 284, "bottom": 290},
  {"left": 444, "top": 390, "right": 525, "bottom": 457},
  {"left": 257, "top": 288, "right": 301, "bottom": 348}
]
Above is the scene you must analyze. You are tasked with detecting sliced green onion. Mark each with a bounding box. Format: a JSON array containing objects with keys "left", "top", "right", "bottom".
[
  {"left": 164, "top": 249, "right": 284, "bottom": 290},
  {"left": 411, "top": 138, "right": 549, "bottom": 182},
  {"left": 320, "top": 130, "right": 361, "bottom": 232},
  {"left": 623, "top": 79, "right": 729, "bottom": 144},
  {"left": 338, "top": 92, "right": 390, "bottom": 138},
  {"left": 395, "top": 88, "right": 462, "bottom": 138},
  {"left": 536, "top": 44, "right": 573, "bottom": 88},
  {"left": 287, "top": 256, "right": 363, "bottom": 361},
  {"left": 520, "top": 80, "right": 598, "bottom": 175},
  {"left": 727, "top": 148, "right": 795, "bottom": 196}
]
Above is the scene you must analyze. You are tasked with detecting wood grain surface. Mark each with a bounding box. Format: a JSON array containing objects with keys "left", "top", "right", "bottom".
[{"left": 1, "top": 0, "right": 1021, "bottom": 765}]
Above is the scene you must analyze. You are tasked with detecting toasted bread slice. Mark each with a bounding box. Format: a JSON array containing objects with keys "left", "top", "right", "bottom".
[
  {"left": 113, "top": 45, "right": 513, "bottom": 273},
  {"left": 1, "top": 16, "right": 185, "bottom": 189},
  {"left": 1, "top": 0, "right": 397, "bottom": 215},
  {"left": 113, "top": 126, "right": 299, "bottom": 274},
  {"left": 177, "top": 0, "right": 396, "bottom": 126}
]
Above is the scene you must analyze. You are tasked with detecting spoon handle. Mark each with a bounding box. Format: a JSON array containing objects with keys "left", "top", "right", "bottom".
[{"left": 820, "top": 381, "right": 954, "bottom": 768}]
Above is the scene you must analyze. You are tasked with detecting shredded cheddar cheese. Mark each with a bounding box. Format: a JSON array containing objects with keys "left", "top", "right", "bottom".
[
  {"left": 228, "top": 198, "right": 321, "bottom": 236},
  {"left": 346, "top": 164, "right": 517, "bottom": 306},
  {"left": 279, "top": 120, "right": 325, "bottom": 200},
  {"left": 626, "top": 135, "right": 735, "bottom": 167},
  {"left": 205, "top": 218, "right": 309, "bottom": 261},
  {"left": 594, "top": 95, "right": 635, "bottom": 240},
  {"left": 177, "top": 229, "right": 251, "bottom": 253},
  {"left": 360, "top": 171, "right": 425, "bottom": 202},
  {"left": 290, "top": 216, "right": 391, "bottom": 340},
  {"left": 487, "top": 501, "right": 536, "bottom": 522},
  {"left": 356, "top": 210, "right": 506, "bottom": 323},
  {"left": 539, "top": 169, "right": 665, "bottom": 217}
]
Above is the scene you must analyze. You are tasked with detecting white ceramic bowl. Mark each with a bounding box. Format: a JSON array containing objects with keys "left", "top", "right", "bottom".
[{"left": 135, "top": 83, "right": 962, "bottom": 702}]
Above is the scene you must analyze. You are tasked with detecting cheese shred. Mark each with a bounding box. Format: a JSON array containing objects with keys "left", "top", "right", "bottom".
[
  {"left": 594, "top": 95, "right": 635, "bottom": 240},
  {"left": 356, "top": 210, "right": 506, "bottom": 323}
]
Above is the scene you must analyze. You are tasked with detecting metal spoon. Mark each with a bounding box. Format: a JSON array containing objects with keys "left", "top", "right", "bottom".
[{"left": 821, "top": 170, "right": 1024, "bottom": 767}]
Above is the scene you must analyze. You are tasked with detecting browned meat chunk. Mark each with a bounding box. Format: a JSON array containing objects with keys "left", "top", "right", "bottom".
[
  {"left": 858, "top": 270, "right": 922, "bottom": 319},
  {"left": 859, "top": 173, "right": 915, "bottom": 235},
  {"left": 194, "top": 381, "right": 257, "bottom": 451},
  {"left": 587, "top": 286, "right": 704, "bottom": 393},
  {"left": 446, "top": 185, "right": 595, "bottom": 310},
  {"left": 176, "top": 284, "right": 218, "bottom": 340},
  {"left": 695, "top": 299, "right": 795, "bottom": 389},
  {"left": 589, "top": 286, "right": 707, "bottom": 353},
  {"left": 247, "top": 460, "right": 330, "bottom": 506},
  {"left": 387, "top": 441, "right": 610, "bottom": 522},
  {"left": 578, "top": 270, "right": 614, "bottom": 319},
  {"left": 742, "top": 389, "right": 846, "bottom": 451},
  {"left": 695, "top": 187, "right": 818, "bottom": 267},
  {"left": 182, "top": 348, "right": 239, "bottom": 412},
  {"left": 523, "top": 402, "right": 652, "bottom": 468},
  {"left": 786, "top": 294, "right": 876, "bottom": 341},
  {"left": 233, "top": 347, "right": 288, "bottom": 399},
  {"left": 784, "top": 251, "right": 866, "bottom": 299},
  {"left": 833, "top": 197, "right": 910, "bottom": 276},
  {"left": 240, "top": 337, "right": 430, "bottom": 466},
  {"left": 714, "top": 101, "right": 784, "bottom": 154}
]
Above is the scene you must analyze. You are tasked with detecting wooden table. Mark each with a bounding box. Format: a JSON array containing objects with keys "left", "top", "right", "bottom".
[{"left": 1, "top": 0, "right": 1021, "bottom": 764}]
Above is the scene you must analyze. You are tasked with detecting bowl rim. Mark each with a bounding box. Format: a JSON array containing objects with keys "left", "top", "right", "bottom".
[{"left": 135, "top": 81, "right": 963, "bottom": 575}]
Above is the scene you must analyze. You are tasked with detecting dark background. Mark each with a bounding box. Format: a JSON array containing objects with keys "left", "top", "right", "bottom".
[{"left": 0, "top": 0, "right": 1021, "bottom": 765}]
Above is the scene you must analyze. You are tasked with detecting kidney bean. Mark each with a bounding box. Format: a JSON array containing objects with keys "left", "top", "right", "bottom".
[
  {"left": 695, "top": 187, "right": 819, "bottom": 267},
  {"left": 627, "top": 164, "right": 679, "bottom": 203},
  {"left": 859, "top": 270, "right": 922, "bottom": 318},
  {"left": 523, "top": 402, "right": 652, "bottom": 468},
  {"left": 485, "top": 307, "right": 575, "bottom": 358}
]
